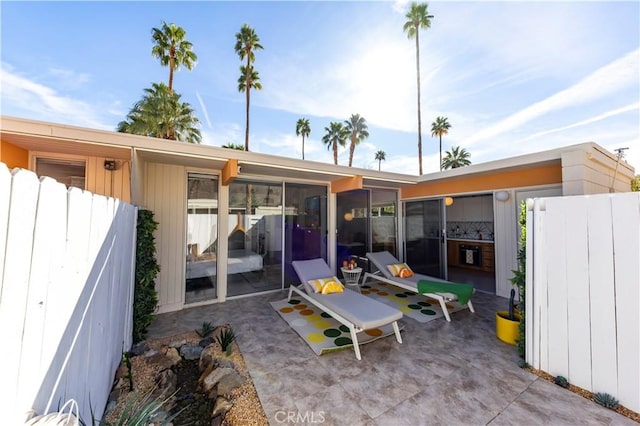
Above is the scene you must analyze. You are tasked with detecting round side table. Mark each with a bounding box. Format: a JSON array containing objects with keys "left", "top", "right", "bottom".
[{"left": 341, "top": 267, "right": 363, "bottom": 292}]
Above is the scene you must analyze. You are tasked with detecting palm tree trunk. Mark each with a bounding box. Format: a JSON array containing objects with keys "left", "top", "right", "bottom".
[
  {"left": 169, "top": 53, "right": 175, "bottom": 93},
  {"left": 245, "top": 88, "right": 250, "bottom": 151},
  {"left": 439, "top": 134, "right": 442, "bottom": 171},
  {"left": 244, "top": 56, "right": 251, "bottom": 151},
  {"left": 333, "top": 143, "right": 338, "bottom": 165},
  {"left": 349, "top": 138, "right": 355, "bottom": 167},
  {"left": 378, "top": 160, "right": 381, "bottom": 171},
  {"left": 302, "top": 136, "right": 305, "bottom": 160},
  {"left": 415, "top": 31, "right": 423, "bottom": 175}
]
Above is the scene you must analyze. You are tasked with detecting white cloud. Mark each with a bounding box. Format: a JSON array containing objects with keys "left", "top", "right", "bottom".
[
  {"left": 463, "top": 49, "right": 640, "bottom": 147},
  {"left": 0, "top": 64, "right": 113, "bottom": 130}
]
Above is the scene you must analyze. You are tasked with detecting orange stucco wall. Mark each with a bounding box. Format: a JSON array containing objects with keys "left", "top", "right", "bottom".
[
  {"left": 401, "top": 163, "right": 562, "bottom": 199},
  {"left": 0, "top": 140, "right": 29, "bottom": 169}
]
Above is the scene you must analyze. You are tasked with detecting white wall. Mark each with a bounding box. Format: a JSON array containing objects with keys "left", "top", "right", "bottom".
[
  {"left": 0, "top": 163, "right": 137, "bottom": 423},
  {"left": 526, "top": 192, "right": 639, "bottom": 412}
]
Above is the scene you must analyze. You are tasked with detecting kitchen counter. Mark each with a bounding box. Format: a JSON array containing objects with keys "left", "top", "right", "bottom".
[{"left": 448, "top": 238, "right": 494, "bottom": 243}]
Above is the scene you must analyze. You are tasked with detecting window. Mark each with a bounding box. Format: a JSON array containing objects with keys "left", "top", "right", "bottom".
[{"left": 35, "top": 157, "right": 86, "bottom": 189}]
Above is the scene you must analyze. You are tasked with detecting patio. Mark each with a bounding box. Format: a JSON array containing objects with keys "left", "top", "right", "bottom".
[{"left": 147, "top": 290, "right": 635, "bottom": 425}]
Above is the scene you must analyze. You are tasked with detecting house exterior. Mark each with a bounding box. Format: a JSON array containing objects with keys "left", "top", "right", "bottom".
[{"left": 1, "top": 116, "right": 635, "bottom": 313}]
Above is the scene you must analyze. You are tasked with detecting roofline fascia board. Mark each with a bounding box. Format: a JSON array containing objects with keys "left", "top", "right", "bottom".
[
  {"left": 238, "top": 160, "right": 354, "bottom": 177},
  {"left": 222, "top": 159, "right": 239, "bottom": 186},
  {"left": 134, "top": 146, "right": 228, "bottom": 162},
  {"left": 331, "top": 175, "right": 363, "bottom": 193}
]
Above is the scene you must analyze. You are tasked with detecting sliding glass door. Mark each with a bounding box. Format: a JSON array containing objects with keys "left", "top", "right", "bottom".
[
  {"left": 284, "top": 184, "right": 328, "bottom": 287},
  {"left": 405, "top": 199, "right": 446, "bottom": 278},
  {"left": 185, "top": 173, "right": 219, "bottom": 303},
  {"left": 228, "top": 180, "right": 283, "bottom": 297}
]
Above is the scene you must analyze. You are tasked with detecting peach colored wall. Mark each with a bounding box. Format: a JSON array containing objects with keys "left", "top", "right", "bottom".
[
  {"left": 401, "top": 164, "right": 562, "bottom": 199},
  {"left": 0, "top": 141, "right": 29, "bottom": 169}
]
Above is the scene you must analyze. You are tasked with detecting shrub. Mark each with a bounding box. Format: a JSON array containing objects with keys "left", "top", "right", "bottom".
[
  {"left": 133, "top": 209, "right": 160, "bottom": 343},
  {"left": 554, "top": 376, "right": 569, "bottom": 388},
  {"left": 196, "top": 321, "right": 215, "bottom": 338}
]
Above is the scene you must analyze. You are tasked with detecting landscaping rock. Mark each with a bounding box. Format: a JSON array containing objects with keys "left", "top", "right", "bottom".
[
  {"left": 143, "top": 348, "right": 159, "bottom": 358},
  {"left": 129, "top": 342, "right": 149, "bottom": 356},
  {"left": 215, "top": 358, "right": 236, "bottom": 370},
  {"left": 212, "top": 396, "right": 233, "bottom": 418},
  {"left": 154, "top": 368, "right": 177, "bottom": 397},
  {"left": 169, "top": 339, "right": 187, "bottom": 349},
  {"left": 164, "top": 347, "right": 182, "bottom": 366},
  {"left": 202, "top": 367, "right": 245, "bottom": 397},
  {"left": 180, "top": 344, "right": 204, "bottom": 360},
  {"left": 199, "top": 336, "right": 215, "bottom": 347}
]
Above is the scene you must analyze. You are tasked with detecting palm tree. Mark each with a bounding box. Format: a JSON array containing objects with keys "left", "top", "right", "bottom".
[
  {"left": 222, "top": 143, "right": 245, "bottom": 150},
  {"left": 344, "top": 114, "right": 369, "bottom": 167},
  {"left": 431, "top": 116, "right": 451, "bottom": 170},
  {"left": 322, "top": 122, "right": 348, "bottom": 165},
  {"left": 117, "top": 82, "right": 201, "bottom": 143},
  {"left": 296, "top": 118, "right": 311, "bottom": 160},
  {"left": 441, "top": 146, "right": 471, "bottom": 169},
  {"left": 375, "top": 150, "right": 386, "bottom": 171},
  {"left": 235, "top": 24, "right": 263, "bottom": 151},
  {"left": 151, "top": 21, "right": 197, "bottom": 93},
  {"left": 403, "top": 2, "right": 433, "bottom": 175}
]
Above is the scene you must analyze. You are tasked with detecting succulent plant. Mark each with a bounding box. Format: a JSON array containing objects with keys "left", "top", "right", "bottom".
[
  {"left": 196, "top": 321, "right": 215, "bottom": 337},
  {"left": 593, "top": 392, "right": 619, "bottom": 409},
  {"left": 554, "top": 376, "right": 569, "bottom": 388},
  {"left": 518, "top": 360, "right": 530, "bottom": 369},
  {"left": 217, "top": 327, "right": 236, "bottom": 355}
]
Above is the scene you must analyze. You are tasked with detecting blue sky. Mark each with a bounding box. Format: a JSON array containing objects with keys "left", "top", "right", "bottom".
[{"left": 1, "top": 1, "right": 638, "bottom": 174}]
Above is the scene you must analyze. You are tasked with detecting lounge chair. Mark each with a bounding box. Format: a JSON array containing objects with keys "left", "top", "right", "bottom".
[
  {"left": 290, "top": 258, "right": 403, "bottom": 360},
  {"left": 363, "top": 251, "right": 475, "bottom": 322}
]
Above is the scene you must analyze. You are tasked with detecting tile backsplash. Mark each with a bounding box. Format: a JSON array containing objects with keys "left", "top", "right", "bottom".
[{"left": 447, "top": 221, "right": 494, "bottom": 241}]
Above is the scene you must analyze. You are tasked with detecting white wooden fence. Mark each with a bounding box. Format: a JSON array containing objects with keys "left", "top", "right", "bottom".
[
  {"left": 526, "top": 192, "right": 639, "bottom": 412},
  {"left": 0, "top": 163, "right": 138, "bottom": 424}
]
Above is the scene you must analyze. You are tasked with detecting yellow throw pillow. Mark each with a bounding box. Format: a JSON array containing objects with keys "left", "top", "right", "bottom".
[
  {"left": 387, "top": 263, "right": 413, "bottom": 277},
  {"left": 321, "top": 281, "right": 344, "bottom": 294},
  {"left": 307, "top": 276, "right": 340, "bottom": 293},
  {"left": 399, "top": 266, "right": 414, "bottom": 278}
]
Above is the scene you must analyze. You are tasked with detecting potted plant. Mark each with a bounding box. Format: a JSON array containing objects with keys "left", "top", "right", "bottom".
[{"left": 496, "top": 288, "right": 521, "bottom": 345}]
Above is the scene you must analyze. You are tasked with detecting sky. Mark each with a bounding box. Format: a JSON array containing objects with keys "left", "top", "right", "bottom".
[{"left": 1, "top": 1, "right": 639, "bottom": 175}]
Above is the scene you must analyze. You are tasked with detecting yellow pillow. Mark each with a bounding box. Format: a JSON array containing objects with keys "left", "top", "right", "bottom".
[
  {"left": 321, "top": 281, "right": 344, "bottom": 294},
  {"left": 307, "top": 276, "right": 341, "bottom": 293},
  {"left": 387, "top": 263, "right": 414, "bottom": 278}
]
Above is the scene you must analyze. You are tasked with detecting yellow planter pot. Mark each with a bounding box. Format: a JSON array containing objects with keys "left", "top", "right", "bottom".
[{"left": 496, "top": 311, "right": 521, "bottom": 345}]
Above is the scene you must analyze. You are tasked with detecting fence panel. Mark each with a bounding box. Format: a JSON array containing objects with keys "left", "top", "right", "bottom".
[
  {"left": 528, "top": 192, "right": 640, "bottom": 413},
  {"left": 611, "top": 194, "right": 640, "bottom": 409},
  {"left": 0, "top": 165, "right": 137, "bottom": 424}
]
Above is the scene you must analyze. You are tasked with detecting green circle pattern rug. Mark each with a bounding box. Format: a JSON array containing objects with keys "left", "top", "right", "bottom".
[
  {"left": 360, "top": 281, "right": 465, "bottom": 323},
  {"left": 270, "top": 297, "right": 402, "bottom": 356}
]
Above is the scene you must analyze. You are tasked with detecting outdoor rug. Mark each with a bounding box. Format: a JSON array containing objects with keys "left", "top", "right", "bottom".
[
  {"left": 360, "top": 281, "right": 465, "bottom": 323},
  {"left": 270, "top": 297, "right": 402, "bottom": 356}
]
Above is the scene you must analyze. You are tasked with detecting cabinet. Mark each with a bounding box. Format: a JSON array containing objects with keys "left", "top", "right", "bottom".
[{"left": 481, "top": 243, "right": 494, "bottom": 273}]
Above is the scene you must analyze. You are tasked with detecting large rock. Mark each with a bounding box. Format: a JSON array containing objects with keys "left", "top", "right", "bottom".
[
  {"left": 164, "top": 347, "right": 182, "bottom": 366},
  {"left": 212, "top": 396, "right": 233, "bottom": 418},
  {"left": 180, "top": 344, "right": 204, "bottom": 360},
  {"left": 202, "top": 367, "right": 245, "bottom": 397}
]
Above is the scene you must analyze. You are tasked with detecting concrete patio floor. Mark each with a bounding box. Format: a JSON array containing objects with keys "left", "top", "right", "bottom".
[{"left": 147, "top": 290, "right": 635, "bottom": 425}]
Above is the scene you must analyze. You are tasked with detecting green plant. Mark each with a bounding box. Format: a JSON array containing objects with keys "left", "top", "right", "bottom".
[
  {"left": 217, "top": 327, "right": 236, "bottom": 355},
  {"left": 133, "top": 209, "right": 160, "bottom": 343},
  {"left": 593, "top": 392, "right": 619, "bottom": 409},
  {"left": 196, "top": 321, "right": 215, "bottom": 337},
  {"left": 123, "top": 352, "right": 133, "bottom": 391},
  {"left": 554, "top": 375, "right": 569, "bottom": 388},
  {"left": 509, "top": 201, "right": 527, "bottom": 359},
  {"left": 102, "top": 388, "right": 182, "bottom": 425}
]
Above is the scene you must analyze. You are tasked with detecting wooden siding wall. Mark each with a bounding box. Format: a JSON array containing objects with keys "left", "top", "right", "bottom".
[
  {"left": 143, "top": 163, "right": 186, "bottom": 313},
  {"left": 0, "top": 163, "right": 137, "bottom": 423},
  {"left": 0, "top": 141, "right": 29, "bottom": 169},
  {"left": 85, "top": 157, "right": 131, "bottom": 203},
  {"left": 526, "top": 192, "right": 639, "bottom": 413}
]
